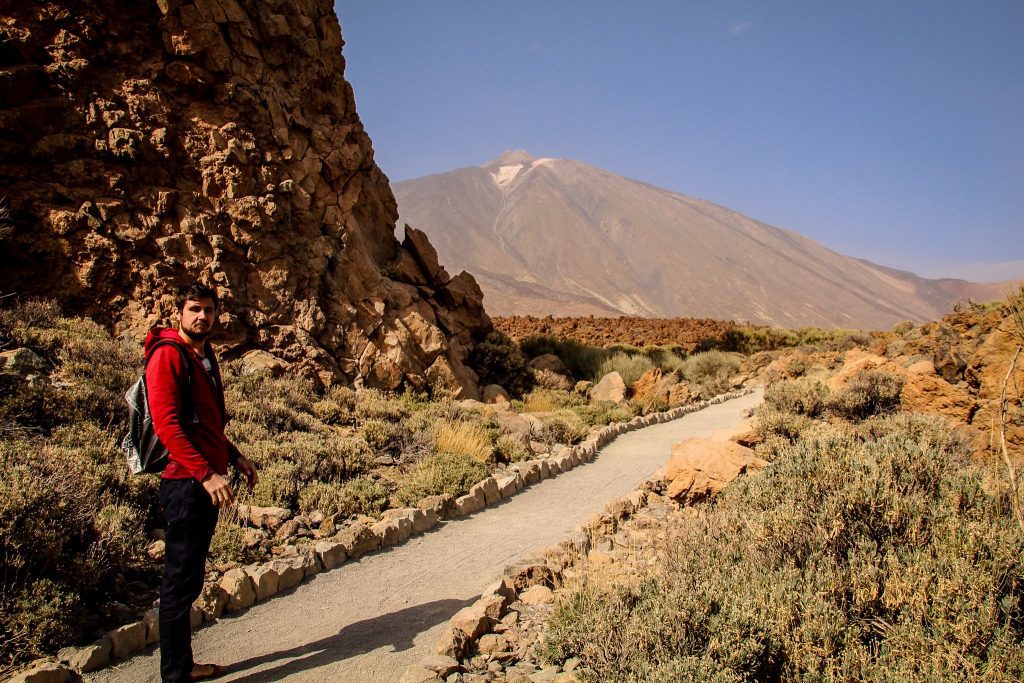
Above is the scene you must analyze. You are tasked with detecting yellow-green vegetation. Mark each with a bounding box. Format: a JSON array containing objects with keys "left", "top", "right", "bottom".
[
  {"left": 540, "top": 377, "right": 1024, "bottom": 682},
  {"left": 1, "top": 299, "right": 668, "bottom": 672},
  {"left": 520, "top": 336, "right": 687, "bottom": 384},
  {"left": 717, "top": 325, "right": 871, "bottom": 354},
  {"left": 394, "top": 452, "right": 490, "bottom": 505},
  {"left": 432, "top": 419, "right": 495, "bottom": 463}
]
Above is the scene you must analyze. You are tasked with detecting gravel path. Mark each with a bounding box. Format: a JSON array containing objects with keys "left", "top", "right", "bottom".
[{"left": 90, "top": 389, "right": 762, "bottom": 683}]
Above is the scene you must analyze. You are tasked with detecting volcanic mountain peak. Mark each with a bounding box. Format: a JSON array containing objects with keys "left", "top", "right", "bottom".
[
  {"left": 483, "top": 151, "right": 561, "bottom": 190},
  {"left": 394, "top": 153, "right": 1012, "bottom": 329}
]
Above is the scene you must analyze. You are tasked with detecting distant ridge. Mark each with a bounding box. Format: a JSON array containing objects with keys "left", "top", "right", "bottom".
[{"left": 393, "top": 151, "right": 1013, "bottom": 329}]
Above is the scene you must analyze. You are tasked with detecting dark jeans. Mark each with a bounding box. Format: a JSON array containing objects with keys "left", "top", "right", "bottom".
[{"left": 159, "top": 478, "right": 218, "bottom": 683}]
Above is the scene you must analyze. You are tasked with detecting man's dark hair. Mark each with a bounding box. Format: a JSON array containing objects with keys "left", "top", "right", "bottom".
[{"left": 175, "top": 283, "right": 219, "bottom": 312}]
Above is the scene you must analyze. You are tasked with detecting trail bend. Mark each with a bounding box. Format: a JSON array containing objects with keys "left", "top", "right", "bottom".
[{"left": 90, "top": 389, "right": 763, "bottom": 683}]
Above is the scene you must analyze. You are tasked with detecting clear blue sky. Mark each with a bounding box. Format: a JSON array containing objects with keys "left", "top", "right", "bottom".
[{"left": 334, "top": 1, "right": 1024, "bottom": 281}]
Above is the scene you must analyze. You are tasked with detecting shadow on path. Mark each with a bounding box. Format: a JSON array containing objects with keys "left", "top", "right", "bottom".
[{"left": 223, "top": 597, "right": 474, "bottom": 681}]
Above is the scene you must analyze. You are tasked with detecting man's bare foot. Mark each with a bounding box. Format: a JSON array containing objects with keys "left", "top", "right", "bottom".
[{"left": 190, "top": 662, "right": 227, "bottom": 681}]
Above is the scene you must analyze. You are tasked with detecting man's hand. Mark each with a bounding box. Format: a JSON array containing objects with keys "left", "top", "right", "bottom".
[
  {"left": 234, "top": 456, "right": 259, "bottom": 489},
  {"left": 202, "top": 472, "right": 235, "bottom": 507}
]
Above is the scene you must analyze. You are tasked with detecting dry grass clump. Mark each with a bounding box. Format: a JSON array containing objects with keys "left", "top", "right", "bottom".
[
  {"left": 432, "top": 419, "right": 494, "bottom": 463},
  {"left": 516, "top": 388, "right": 586, "bottom": 413},
  {"left": 541, "top": 415, "right": 1024, "bottom": 681},
  {"left": 394, "top": 452, "right": 489, "bottom": 505}
]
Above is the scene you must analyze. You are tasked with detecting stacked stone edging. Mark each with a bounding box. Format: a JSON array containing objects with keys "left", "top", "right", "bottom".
[
  {"left": 15, "top": 390, "right": 752, "bottom": 681},
  {"left": 404, "top": 481, "right": 671, "bottom": 682}
]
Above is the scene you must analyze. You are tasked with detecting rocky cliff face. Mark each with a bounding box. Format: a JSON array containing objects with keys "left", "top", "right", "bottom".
[{"left": 0, "top": 0, "right": 490, "bottom": 395}]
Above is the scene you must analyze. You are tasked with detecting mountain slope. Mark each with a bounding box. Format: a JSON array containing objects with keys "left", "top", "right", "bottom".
[{"left": 393, "top": 151, "right": 1011, "bottom": 329}]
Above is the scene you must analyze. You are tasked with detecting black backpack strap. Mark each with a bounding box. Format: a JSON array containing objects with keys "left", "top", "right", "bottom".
[{"left": 145, "top": 340, "right": 194, "bottom": 424}]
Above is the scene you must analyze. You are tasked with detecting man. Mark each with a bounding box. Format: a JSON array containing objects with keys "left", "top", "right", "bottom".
[{"left": 145, "top": 283, "right": 258, "bottom": 682}]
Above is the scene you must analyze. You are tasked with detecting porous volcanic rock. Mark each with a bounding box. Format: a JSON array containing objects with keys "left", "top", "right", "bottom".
[{"left": 0, "top": 0, "right": 490, "bottom": 395}]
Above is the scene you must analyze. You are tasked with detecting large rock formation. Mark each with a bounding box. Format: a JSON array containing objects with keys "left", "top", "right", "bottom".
[{"left": 0, "top": 0, "right": 490, "bottom": 394}]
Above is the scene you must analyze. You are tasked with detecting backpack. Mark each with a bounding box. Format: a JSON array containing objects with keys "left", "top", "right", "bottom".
[{"left": 121, "top": 339, "right": 194, "bottom": 475}]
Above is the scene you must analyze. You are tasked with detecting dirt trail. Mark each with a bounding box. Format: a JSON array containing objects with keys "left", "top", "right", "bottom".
[{"left": 90, "top": 390, "right": 762, "bottom": 683}]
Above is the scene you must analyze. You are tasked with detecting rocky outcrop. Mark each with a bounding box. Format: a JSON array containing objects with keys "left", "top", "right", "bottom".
[
  {"left": 0, "top": 0, "right": 490, "bottom": 394},
  {"left": 660, "top": 438, "right": 768, "bottom": 504}
]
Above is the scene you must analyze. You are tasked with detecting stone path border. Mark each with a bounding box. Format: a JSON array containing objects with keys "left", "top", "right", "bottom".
[{"left": 9, "top": 390, "right": 752, "bottom": 682}]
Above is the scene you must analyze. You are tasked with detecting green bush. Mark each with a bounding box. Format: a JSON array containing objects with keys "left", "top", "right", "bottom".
[
  {"left": 763, "top": 378, "right": 829, "bottom": 417},
  {"left": 827, "top": 370, "right": 904, "bottom": 420},
  {"left": 540, "top": 416, "right": 1024, "bottom": 682},
  {"left": 468, "top": 330, "right": 534, "bottom": 396},
  {"left": 298, "top": 477, "right": 390, "bottom": 518},
  {"left": 395, "top": 452, "right": 489, "bottom": 505}
]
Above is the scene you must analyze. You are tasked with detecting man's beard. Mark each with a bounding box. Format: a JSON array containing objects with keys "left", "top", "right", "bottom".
[{"left": 184, "top": 323, "right": 210, "bottom": 341}]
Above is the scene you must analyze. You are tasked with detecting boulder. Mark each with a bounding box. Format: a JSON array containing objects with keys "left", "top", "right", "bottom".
[
  {"left": 8, "top": 661, "right": 72, "bottom": 683},
  {"left": 454, "top": 487, "right": 486, "bottom": 516},
  {"left": 193, "top": 583, "right": 228, "bottom": 622},
  {"left": 108, "top": 621, "right": 146, "bottom": 659},
  {"left": 58, "top": 636, "right": 111, "bottom": 673},
  {"left": 667, "top": 382, "right": 694, "bottom": 407},
  {"left": 238, "top": 349, "right": 288, "bottom": 377},
  {"left": 269, "top": 558, "right": 305, "bottom": 592},
  {"left": 314, "top": 540, "right": 347, "bottom": 570},
  {"left": 529, "top": 353, "right": 571, "bottom": 377},
  {"left": 433, "top": 627, "right": 471, "bottom": 659},
  {"left": 219, "top": 568, "right": 256, "bottom": 612},
  {"left": 245, "top": 563, "right": 279, "bottom": 602},
  {"left": 419, "top": 654, "right": 460, "bottom": 678},
  {"left": 590, "top": 371, "right": 627, "bottom": 403},
  {"left": 336, "top": 522, "right": 382, "bottom": 559},
  {"left": 662, "top": 438, "right": 769, "bottom": 505},
  {"left": 519, "top": 585, "right": 555, "bottom": 606},
  {"left": 399, "top": 666, "right": 443, "bottom": 683},
  {"left": 238, "top": 505, "right": 291, "bottom": 531},
  {"left": 483, "top": 384, "right": 511, "bottom": 404}
]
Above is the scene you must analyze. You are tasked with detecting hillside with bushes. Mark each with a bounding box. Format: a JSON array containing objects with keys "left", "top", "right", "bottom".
[
  {"left": 446, "top": 289, "right": 1024, "bottom": 682},
  {"left": 0, "top": 298, "right": 744, "bottom": 676}
]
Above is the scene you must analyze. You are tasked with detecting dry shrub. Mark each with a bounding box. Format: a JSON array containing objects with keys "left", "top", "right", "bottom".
[
  {"left": 395, "top": 452, "right": 489, "bottom": 505},
  {"left": 432, "top": 419, "right": 493, "bottom": 463},
  {"left": 354, "top": 388, "right": 412, "bottom": 423},
  {"left": 827, "top": 370, "right": 904, "bottom": 421},
  {"left": 541, "top": 410, "right": 589, "bottom": 446},
  {"left": 763, "top": 378, "right": 829, "bottom": 417},
  {"left": 573, "top": 400, "right": 637, "bottom": 427},
  {"left": 493, "top": 433, "right": 530, "bottom": 463},
  {"left": 533, "top": 368, "right": 573, "bottom": 391},
  {"left": 541, "top": 416, "right": 1024, "bottom": 682},
  {"left": 225, "top": 372, "right": 319, "bottom": 432},
  {"left": 298, "top": 477, "right": 390, "bottom": 518},
  {"left": 359, "top": 418, "right": 406, "bottom": 456},
  {"left": 244, "top": 460, "right": 301, "bottom": 509},
  {"left": 680, "top": 350, "right": 741, "bottom": 396},
  {"left": 516, "top": 389, "right": 585, "bottom": 413}
]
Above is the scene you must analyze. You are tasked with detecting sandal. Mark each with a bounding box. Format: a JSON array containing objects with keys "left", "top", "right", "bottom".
[{"left": 190, "top": 662, "right": 227, "bottom": 681}]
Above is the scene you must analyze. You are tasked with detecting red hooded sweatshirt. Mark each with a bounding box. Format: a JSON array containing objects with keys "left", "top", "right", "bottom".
[{"left": 144, "top": 327, "right": 240, "bottom": 482}]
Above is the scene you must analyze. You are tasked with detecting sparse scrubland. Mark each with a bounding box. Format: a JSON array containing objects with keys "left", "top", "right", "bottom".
[
  {"left": 538, "top": 290, "right": 1024, "bottom": 682},
  {"left": 0, "top": 299, "right": 740, "bottom": 674}
]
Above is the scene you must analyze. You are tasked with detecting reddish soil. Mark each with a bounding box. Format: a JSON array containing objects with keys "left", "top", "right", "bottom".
[{"left": 494, "top": 315, "right": 741, "bottom": 350}]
